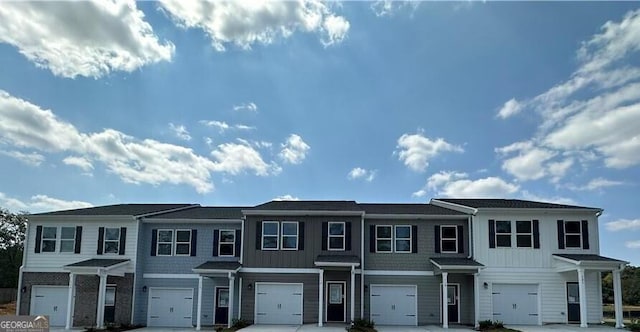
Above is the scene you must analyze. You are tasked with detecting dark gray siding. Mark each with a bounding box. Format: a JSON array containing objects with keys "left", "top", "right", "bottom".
[
  {"left": 323, "top": 270, "right": 361, "bottom": 322},
  {"left": 365, "top": 218, "right": 468, "bottom": 270},
  {"left": 243, "top": 215, "right": 362, "bottom": 268},
  {"left": 448, "top": 274, "right": 474, "bottom": 325}
]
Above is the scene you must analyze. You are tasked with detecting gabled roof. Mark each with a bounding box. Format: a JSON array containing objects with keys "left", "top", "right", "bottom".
[
  {"left": 249, "top": 200, "right": 361, "bottom": 211},
  {"left": 146, "top": 206, "right": 245, "bottom": 219},
  {"left": 433, "top": 198, "right": 598, "bottom": 210},
  {"left": 553, "top": 254, "right": 627, "bottom": 264},
  {"left": 358, "top": 203, "right": 466, "bottom": 215},
  {"left": 31, "top": 204, "right": 196, "bottom": 216}
]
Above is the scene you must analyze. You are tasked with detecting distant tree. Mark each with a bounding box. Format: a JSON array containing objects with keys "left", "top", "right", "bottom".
[
  {"left": 0, "top": 208, "right": 27, "bottom": 288},
  {"left": 602, "top": 266, "right": 640, "bottom": 306}
]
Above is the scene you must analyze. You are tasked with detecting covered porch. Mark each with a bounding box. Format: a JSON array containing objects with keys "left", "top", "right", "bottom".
[
  {"left": 314, "top": 255, "right": 360, "bottom": 327},
  {"left": 192, "top": 261, "right": 242, "bottom": 330},
  {"left": 552, "top": 254, "right": 628, "bottom": 329}
]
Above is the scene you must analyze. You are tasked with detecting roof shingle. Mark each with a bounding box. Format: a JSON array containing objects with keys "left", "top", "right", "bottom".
[
  {"left": 32, "top": 204, "right": 195, "bottom": 216},
  {"left": 434, "top": 198, "right": 598, "bottom": 210},
  {"left": 249, "top": 200, "right": 361, "bottom": 211},
  {"left": 147, "top": 206, "right": 245, "bottom": 219},
  {"left": 359, "top": 203, "right": 465, "bottom": 215}
]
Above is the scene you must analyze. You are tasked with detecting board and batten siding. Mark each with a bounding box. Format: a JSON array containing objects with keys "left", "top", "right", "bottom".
[
  {"left": 364, "top": 218, "right": 468, "bottom": 271},
  {"left": 25, "top": 216, "right": 138, "bottom": 272},
  {"left": 472, "top": 212, "right": 600, "bottom": 268},
  {"left": 243, "top": 215, "right": 362, "bottom": 268},
  {"left": 477, "top": 269, "right": 602, "bottom": 324}
]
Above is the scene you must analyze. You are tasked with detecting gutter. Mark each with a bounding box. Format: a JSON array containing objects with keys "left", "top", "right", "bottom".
[
  {"left": 360, "top": 211, "right": 365, "bottom": 319},
  {"left": 467, "top": 215, "right": 473, "bottom": 259}
]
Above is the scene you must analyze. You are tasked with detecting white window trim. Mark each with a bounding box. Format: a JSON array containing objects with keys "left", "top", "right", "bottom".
[
  {"left": 59, "top": 226, "right": 76, "bottom": 253},
  {"left": 261, "top": 221, "right": 280, "bottom": 250},
  {"left": 495, "top": 220, "right": 512, "bottom": 248},
  {"left": 281, "top": 221, "right": 299, "bottom": 251},
  {"left": 440, "top": 225, "right": 458, "bottom": 253},
  {"left": 219, "top": 229, "right": 236, "bottom": 257},
  {"left": 157, "top": 229, "right": 174, "bottom": 256},
  {"left": 516, "top": 220, "right": 534, "bottom": 248},
  {"left": 40, "top": 226, "right": 57, "bottom": 253},
  {"left": 564, "top": 221, "right": 583, "bottom": 249},
  {"left": 394, "top": 225, "right": 412, "bottom": 254},
  {"left": 174, "top": 229, "right": 192, "bottom": 256},
  {"left": 375, "top": 225, "right": 393, "bottom": 253},
  {"left": 327, "top": 221, "right": 345, "bottom": 251},
  {"left": 103, "top": 227, "right": 121, "bottom": 255}
]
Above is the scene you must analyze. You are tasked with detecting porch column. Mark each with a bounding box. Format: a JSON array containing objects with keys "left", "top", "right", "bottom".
[
  {"left": 577, "top": 268, "right": 587, "bottom": 328},
  {"left": 442, "top": 272, "right": 448, "bottom": 329},
  {"left": 613, "top": 269, "right": 624, "bottom": 328},
  {"left": 228, "top": 273, "right": 235, "bottom": 329},
  {"left": 96, "top": 271, "right": 107, "bottom": 329},
  {"left": 318, "top": 270, "right": 324, "bottom": 327},
  {"left": 65, "top": 273, "right": 75, "bottom": 329},
  {"left": 473, "top": 273, "right": 480, "bottom": 329},
  {"left": 196, "top": 276, "right": 203, "bottom": 330},
  {"left": 350, "top": 266, "right": 355, "bottom": 322}
]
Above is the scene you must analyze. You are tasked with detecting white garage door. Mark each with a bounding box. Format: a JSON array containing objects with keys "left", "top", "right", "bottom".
[
  {"left": 492, "top": 284, "right": 538, "bottom": 325},
  {"left": 255, "top": 283, "right": 303, "bottom": 325},
  {"left": 370, "top": 285, "right": 417, "bottom": 326},
  {"left": 148, "top": 288, "right": 194, "bottom": 327},
  {"left": 31, "top": 286, "right": 68, "bottom": 327}
]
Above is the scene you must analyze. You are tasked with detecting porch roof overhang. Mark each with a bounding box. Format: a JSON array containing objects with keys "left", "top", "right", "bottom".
[
  {"left": 552, "top": 254, "right": 628, "bottom": 272},
  {"left": 430, "top": 257, "right": 484, "bottom": 274},
  {"left": 314, "top": 255, "right": 360, "bottom": 267},
  {"left": 63, "top": 258, "right": 130, "bottom": 276},
  {"left": 192, "top": 261, "right": 241, "bottom": 275}
]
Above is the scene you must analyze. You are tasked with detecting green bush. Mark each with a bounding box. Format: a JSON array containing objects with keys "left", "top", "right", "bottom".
[
  {"left": 627, "top": 320, "right": 640, "bottom": 332},
  {"left": 231, "top": 318, "right": 250, "bottom": 329},
  {"left": 347, "top": 318, "right": 376, "bottom": 332},
  {"left": 478, "top": 320, "right": 493, "bottom": 329},
  {"left": 494, "top": 321, "right": 504, "bottom": 328}
]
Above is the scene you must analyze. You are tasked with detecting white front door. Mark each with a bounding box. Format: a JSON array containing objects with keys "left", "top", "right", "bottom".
[
  {"left": 492, "top": 284, "right": 538, "bottom": 325},
  {"left": 255, "top": 283, "right": 303, "bottom": 325},
  {"left": 30, "top": 286, "right": 69, "bottom": 327},
  {"left": 370, "top": 285, "right": 417, "bottom": 326},
  {"left": 148, "top": 288, "right": 194, "bottom": 327}
]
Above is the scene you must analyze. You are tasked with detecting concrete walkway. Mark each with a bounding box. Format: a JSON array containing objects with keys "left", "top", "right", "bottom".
[
  {"left": 238, "top": 324, "right": 475, "bottom": 331},
  {"left": 508, "top": 324, "right": 619, "bottom": 331}
]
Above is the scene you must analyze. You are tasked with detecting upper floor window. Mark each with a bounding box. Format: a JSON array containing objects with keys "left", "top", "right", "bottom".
[
  {"left": 175, "top": 230, "right": 192, "bottom": 256},
  {"left": 262, "top": 221, "right": 279, "bottom": 250},
  {"left": 564, "top": 221, "right": 582, "bottom": 248},
  {"left": 41, "top": 226, "right": 57, "bottom": 252},
  {"left": 375, "top": 225, "right": 414, "bottom": 253},
  {"left": 103, "top": 228, "right": 121, "bottom": 254},
  {"left": 35, "top": 225, "right": 82, "bottom": 254},
  {"left": 60, "top": 227, "right": 76, "bottom": 253},
  {"left": 375, "top": 225, "right": 392, "bottom": 253},
  {"left": 395, "top": 225, "right": 412, "bottom": 253},
  {"left": 328, "top": 222, "right": 345, "bottom": 251},
  {"left": 281, "top": 222, "right": 299, "bottom": 250},
  {"left": 440, "top": 226, "right": 458, "bottom": 253},
  {"left": 157, "top": 229, "right": 174, "bottom": 256},
  {"left": 152, "top": 228, "right": 196, "bottom": 257},
  {"left": 495, "top": 220, "right": 511, "bottom": 248},
  {"left": 219, "top": 230, "right": 235, "bottom": 256},
  {"left": 516, "top": 221, "right": 533, "bottom": 248}
]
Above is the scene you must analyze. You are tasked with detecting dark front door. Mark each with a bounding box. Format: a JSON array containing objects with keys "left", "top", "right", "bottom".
[
  {"left": 447, "top": 285, "right": 459, "bottom": 323},
  {"left": 326, "top": 282, "right": 345, "bottom": 322},
  {"left": 567, "top": 283, "right": 580, "bottom": 323},
  {"left": 104, "top": 286, "right": 116, "bottom": 323},
  {"left": 215, "top": 287, "right": 229, "bottom": 325}
]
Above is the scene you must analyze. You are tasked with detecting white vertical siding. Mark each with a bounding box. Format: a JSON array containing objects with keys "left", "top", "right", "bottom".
[{"left": 25, "top": 216, "right": 138, "bottom": 272}]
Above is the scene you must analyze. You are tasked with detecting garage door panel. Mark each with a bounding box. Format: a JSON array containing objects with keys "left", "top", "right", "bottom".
[
  {"left": 31, "top": 286, "right": 68, "bottom": 327},
  {"left": 492, "top": 284, "right": 538, "bottom": 325},
  {"left": 370, "top": 285, "right": 417, "bottom": 326},
  {"left": 255, "top": 283, "right": 303, "bottom": 325},
  {"left": 148, "top": 288, "right": 193, "bottom": 327}
]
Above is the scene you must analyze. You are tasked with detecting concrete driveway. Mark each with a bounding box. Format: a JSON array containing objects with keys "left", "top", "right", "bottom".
[
  {"left": 507, "top": 324, "right": 619, "bottom": 331},
  {"left": 238, "top": 324, "right": 475, "bottom": 331}
]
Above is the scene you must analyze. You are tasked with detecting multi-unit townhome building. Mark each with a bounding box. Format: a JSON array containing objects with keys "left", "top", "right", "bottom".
[{"left": 17, "top": 198, "right": 628, "bottom": 329}]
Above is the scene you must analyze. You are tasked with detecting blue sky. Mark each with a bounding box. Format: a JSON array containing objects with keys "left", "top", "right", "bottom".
[{"left": 0, "top": 1, "right": 639, "bottom": 265}]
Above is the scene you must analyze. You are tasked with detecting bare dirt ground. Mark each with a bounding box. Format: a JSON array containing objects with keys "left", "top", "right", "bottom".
[{"left": 0, "top": 301, "right": 16, "bottom": 315}]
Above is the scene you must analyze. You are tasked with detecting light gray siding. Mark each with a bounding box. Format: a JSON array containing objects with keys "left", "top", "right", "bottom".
[
  {"left": 243, "top": 215, "right": 362, "bottom": 268},
  {"left": 365, "top": 218, "right": 468, "bottom": 271}
]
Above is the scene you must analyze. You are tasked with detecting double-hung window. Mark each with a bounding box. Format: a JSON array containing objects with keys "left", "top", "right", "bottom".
[
  {"left": 375, "top": 225, "right": 392, "bottom": 253},
  {"left": 376, "top": 225, "right": 412, "bottom": 253},
  {"left": 441, "top": 226, "right": 458, "bottom": 253},
  {"left": 262, "top": 221, "right": 279, "bottom": 250},
  {"left": 175, "top": 230, "right": 192, "bottom": 255},
  {"left": 157, "top": 229, "right": 174, "bottom": 256},
  {"left": 495, "top": 221, "right": 511, "bottom": 248},
  {"left": 516, "top": 221, "right": 533, "bottom": 248},
  {"left": 103, "top": 228, "right": 121, "bottom": 254},
  {"left": 60, "top": 227, "right": 76, "bottom": 253},
  {"left": 219, "top": 230, "right": 235, "bottom": 256},
  {"left": 564, "top": 221, "right": 582, "bottom": 248},
  {"left": 41, "top": 227, "right": 57, "bottom": 252},
  {"left": 281, "top": 222, "right": 299, "bottom": 250},
  {"left": 395, "top": 226, "right": 411, "bottom": 253},
  {"left": 328, "top": 222, "right": 345, "bottom": 250}
]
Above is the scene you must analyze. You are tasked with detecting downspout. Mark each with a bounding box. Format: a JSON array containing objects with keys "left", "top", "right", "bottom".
[
  {"left": 240, "top": 216, "right": 245, "bottom": 265},
  {"left": 16, "top": 221, "right": 29, "bottom": 315},
  {"left": 360, "top": 211, "right": 365, "bottom": 319},
  {"left": 467, "top": 215, "right": 473, "bottom": 259},
  {"left": 130, "top": 217, "right": 141, "bottom": 324}
]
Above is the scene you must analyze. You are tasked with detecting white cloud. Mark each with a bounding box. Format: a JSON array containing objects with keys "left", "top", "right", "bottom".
[
  {"left": 273, "top": 194, "right": 300, "bottom": 201},
  {"left": 0, "top": 150, "right": 44, "bottom": 166},
  {"left": 0, "top": 192, "right": 92, "bottom": 213},
  {"left": 519, "top": 190, "right": 577, "bottom": 206},
  {"left": 569, "top": 177, "right": 624, "bottom": 191},
  {"left": 63, "top": 156, "right": 94, "bottom": 172},
  {"left": 626, "top": 240, "right": 640, "bottom": 249},
  {"left": 200, "top": 120, "right": 254, "bottom": 133},
  {"left": 497, "top": 98, "right": 523, "bottom": 119},
  {"left": 0, "top": 1, "right": 174, "bottom": 78},
  {"left": 416, "top": 171, "right": 519, "bottom": 198},
  {"left": 0, "top": 90, "right": 282, "bottom": 194},
  {"left": 169, "top": 123, "right": 192, "bottom": 141},
  {"left": 501, "top": 147, "right": 556, "bottom": 181},
  {"left": 279, "top": 134, "right": 310, "bottom": 164},
  {"left": 395, "top": 132, "right": 463, "bottom": 172},
  {"left": 233, "top": 102, "right": 258, "bottom": 112},
  {"left": 348, "top": 167, "right": 376, "bottom": 182},
  {"left": 496, "top": 9, "right": 640, "bottom": 182},
  {"left": 606, "top": 218, "right": 640, "bottom": 232},
  {"left": 159, "top": 1, "right": 349, "bottom": 51},
  {"left": 370, "top": 1, "right": 420, "bottom": 17}
]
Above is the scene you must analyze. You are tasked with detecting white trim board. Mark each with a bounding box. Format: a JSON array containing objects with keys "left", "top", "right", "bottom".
[
  {"left": 363, "top": 270, "right": 434, "bottom": 276},
  {"left": 143, "top": 273, "right": 200, "bottom": 279},
  {"left": 239, "top": 268, "right": 321, "bottom": 274}
]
